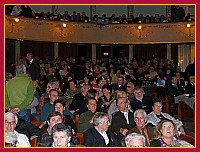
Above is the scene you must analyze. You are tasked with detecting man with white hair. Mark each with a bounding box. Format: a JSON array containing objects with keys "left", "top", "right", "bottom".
[
  {"left": 125, "top": 133, "right": 145, "bottom": 147},
  {"left": 126, "top": 109, "right": 154, "bottom": 146},
  {"left": 5, "top": 112, "right": 30, "bottom": 147},
  {"left": 84, "top": 112, "right": 119, "bottom": 146}
]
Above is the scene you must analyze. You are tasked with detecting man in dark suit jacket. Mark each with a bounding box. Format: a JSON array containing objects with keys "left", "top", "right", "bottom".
[
  {"left": 185, "top": 75, "right": 195, "bottom": 95},
  {"left": 167, "top": 76, "right": 184, "bottom": 115},
  {"left": 126, "top": 109, "right": 154, "bottom": 146},
  {"left": 26, "top": 53, "right": 40, "bottom": 81},
  {"left": 110, "top": 76, "right": 126, "bottom": 92},
  {"left": 111, "top": 97, "right": 135, "bottom": 137},
  {"left": 84, "top": 112, "right": 119, "bottom": 146},
  {"left": 130, "top": 86, "right": 153, "bottom": 114}
]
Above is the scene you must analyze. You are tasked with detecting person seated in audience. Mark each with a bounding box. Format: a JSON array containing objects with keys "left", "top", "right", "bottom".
[
  {"left": 111, "top": 76, "right": 126, "bottom": 93},
  {"left": 111, "top": 69, "right": 125, "bottom": 84},
  {"left": 70, "top": 84, "right": 91, "bottom": 115},
  {"left": 130, "top": 86, "right": 154, "bottom": 114},
  {"left": 185, "top": 75, "right": 195, "bottom": 95},
  {"left": 126, "top": 82, "right": 135, "bottom": 102},
  {"left": 175, "top": 72, "right": 185, "bottom": 88},
  {"left": 155, "top": 75, "right": 166, "bottom": 97},
  {"left": 150, "top": 120, "right": 193, "bottom": 147},
  {"left": 50, "top": 78, "right": 62, "bottom": 95},
  {"left": 51, "top": 123, "right": 72, "bottom": 147},
  {"left": 124, "top": 133, "right": 145, "bottom": 147},
  {"left": 111, "top": 97, "right": 135, "bottom": 140},
  {"left": 167, "top": 76, "right": 185, "bottom": 115},
  {"left": 148, "top": 66, "right": 158, "bottom": 80},
  {"left": 146, "top": 99, "right": 185, "bottom": 134},
  {"left": 46, "top": 67, "right": 62, "bottom": 83},
  {"left": 64, "top": 79, "right": 81, "bottom": 109},
  {"left": 39, "top": 82, "right": 56, "bottom": 110},
  {"left": 30, "top": 81, "right": 39, "bottom": 118},
  {"left": 97, "top": 84, "right": 115, "bottom": 112},
  {"left": 37, "top": 112, "right": 63, "bottom": 146},
  {"left": 96, "top": 70, "right": 109, "bottom": 84},
  {"left": 5, "top": 112, "right": 30, "bottom": 147},
  {"left": 126, "top": 109, "right": 154, "bottom": 146},
  {"left": 40, "top": 89, "right": 59, "bottom": 122},
  {"left": 108, "top": 91, "right": 132, "bottom": 122},
  {"left": 84, "top": 112, "right": 119, "bottom": 146},
  {"left": 78, "top": 97, "right": 97, "bottom": 133},
  {"left": 59, "top": 64, "right": 69, "bottom": 77},
  {"left": 98, "top": 79, "right": 108, "bottom": 97},
  {"left": 54, "top": 99, "right": 76, "bottom": 132}
]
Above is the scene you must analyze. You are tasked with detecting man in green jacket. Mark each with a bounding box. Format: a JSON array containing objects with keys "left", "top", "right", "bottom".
[{"left": 5, "top": 73, "right": 34, "bottom": 122}]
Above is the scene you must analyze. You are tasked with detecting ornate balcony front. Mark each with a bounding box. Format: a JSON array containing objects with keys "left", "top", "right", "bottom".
[{"left": 5, "top": 15, "right": 195, "bottom": 44}]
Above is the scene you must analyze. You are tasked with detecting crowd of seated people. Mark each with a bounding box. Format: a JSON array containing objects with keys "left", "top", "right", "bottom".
[
  {"left": 5, "top": 51, "right": 195, "bottom": 147},
  {"left": 5, "top": 5, "right": 194, "bottom": 24}
]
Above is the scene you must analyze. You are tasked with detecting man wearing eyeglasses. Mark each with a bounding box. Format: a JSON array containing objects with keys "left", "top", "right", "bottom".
[
  {"left": 126, "top": 82, "right": 135, "bottom": 102},
  {"left": 126, "top": 109, "right": 154, "bottom": 146},
  {"left": 41, "top": 89, "right": 59, "bottom": 122},
  {"left": 130, "top": 86, "right": 154, "bottom": 114},
  {"left": 5, "top": 112, "right": 30, "bottom": 147}
]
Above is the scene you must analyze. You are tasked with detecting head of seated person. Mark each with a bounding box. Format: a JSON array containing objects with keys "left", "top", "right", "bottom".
[{"left": 51, "top": 123, "right": 72, "bottom": 147}]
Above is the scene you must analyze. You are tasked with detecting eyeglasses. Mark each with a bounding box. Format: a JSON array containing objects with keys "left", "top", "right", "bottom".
[
  {"left": 117, "top": 102, "right": 126, "bottom": 105},
  {"left": 135, "top": 117, "right": 145, "bottom": 120},
  {"left": 5, "top": 121, "right": 16, "bottom": 126},
  {"left": 88, "top": 103, "right": 97, "bottom": 106},
  {"left": 162, "top": 125, "right": 174, "bottom": 129}
]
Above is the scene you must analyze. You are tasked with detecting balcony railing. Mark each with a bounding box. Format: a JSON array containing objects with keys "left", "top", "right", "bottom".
[{"left": 5, "top": 15, "right": 195, "bottom": 44}]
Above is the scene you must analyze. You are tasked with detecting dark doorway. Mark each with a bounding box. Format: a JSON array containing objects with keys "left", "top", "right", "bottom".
[{"left": 76, "top": 44, "right": 87, "bottom": 61}]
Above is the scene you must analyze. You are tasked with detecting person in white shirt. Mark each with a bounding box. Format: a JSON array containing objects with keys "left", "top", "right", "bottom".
[{"left": 5, "top": 112, "right": 30, "bottom": 147}]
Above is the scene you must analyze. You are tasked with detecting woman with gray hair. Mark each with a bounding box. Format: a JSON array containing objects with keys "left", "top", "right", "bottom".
[
  {"left": 84, "top": 112, "right": 119, "bottom": 146},
  {"left": 125, "top": 133, "right": 145, "bottom": 147},
  {"left": 5, "top": 112, "right": 30, "bottom": 147},
  {"left": 51, "top": 123, "right": 72, "bottom": 147}
]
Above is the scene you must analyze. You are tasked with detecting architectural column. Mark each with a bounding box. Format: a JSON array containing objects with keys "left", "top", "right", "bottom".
[
  {"left": 90, "top": 5, "right": 96, "bottom": 21},
  {"left": 166, "top": 5, "right": 171, "bottom": 21},
  {"left": 15, "top": 40, "right": 20, "bottom": 64},
  {"left": 54, "top": 43, "right": 59, "bottom": 59},
  {"left": 178, "top": 44, "right": 190, "bottom": 71},
  {"left": 52, "top": 5, "right": 58, "bottom": 19},
  {"left": 167, "top": 44, "right": 171, "bottom": 60},
  {"left": 129, "top": 44, "right": 133, "bottom": 63},
  {"left": 190, "top": 43, "right": 195, "bottom": 63},
  {"left": 92, "top": 44, "right": 96, "bottom": 63},
  {"left": 127, "top": 5, "right": 134, "bottom": 18}
]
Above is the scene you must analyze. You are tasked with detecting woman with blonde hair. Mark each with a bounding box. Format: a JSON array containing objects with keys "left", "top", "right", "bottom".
[{"left": 150, "top": 120, "right": 193, "bottom": 147}]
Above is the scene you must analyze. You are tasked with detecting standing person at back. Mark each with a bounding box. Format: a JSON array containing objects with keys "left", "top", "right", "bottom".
[
  {"left": 26, "top": 52, "right": 40, "bottom": 81},
  {"left": 5, "top": 71, "right": 34, "bottom": 122}
]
